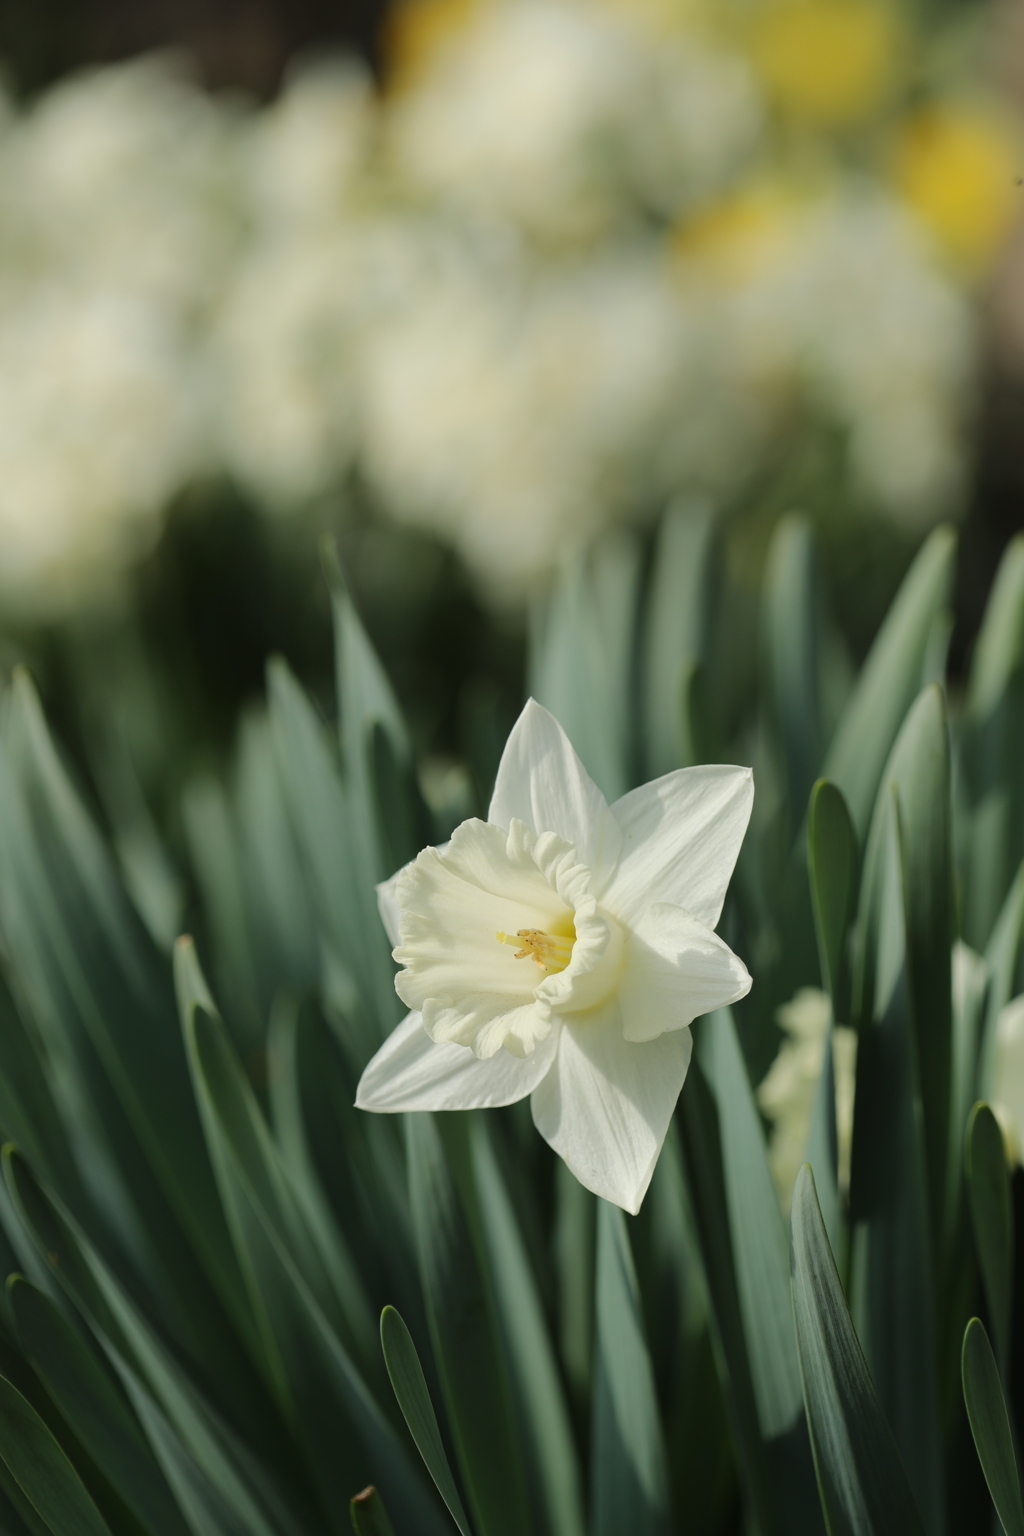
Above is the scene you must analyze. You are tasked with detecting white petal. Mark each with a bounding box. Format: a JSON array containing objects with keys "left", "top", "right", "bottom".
[
  {"left": 488, "top": 699, "right": 622, "bottom": 883},
  {"left": 618, "top": 903, "right": 751, "bottom": 1043},
  {"left": 377, "top": 839, "right": 452, "bottom": 947},
  {"left": 606, "top": 765, "right": 753, "bottom": 927},
  {"left": 357, "top": 1011, "right": 560, "bottom": 1112},
  {"left": 376, "top": 871, "right": 404, "bottom": 947},
  {"left": 421, "top": 993, "right": 553, "bottom": 1059},
  {"left": 530, "top": 1005, "right": 691, "bottom": 1214}
]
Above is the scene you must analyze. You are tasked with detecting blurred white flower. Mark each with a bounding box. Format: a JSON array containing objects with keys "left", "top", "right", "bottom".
[
  {"left": 686, "top": 182, "right": 974, "bottom": 526},
  {"left": 758, "top": 986, "right": 857, "bottom": 1209},
  {"left": 387, "top": 0, "right": 761, "bottom": 242},
  {"left": 992, "top": 994, "right": 1024, "bottom": 1165},
  {"left": 358, "top": 242, "right": 761, "bottom": 595},
  {"left": 358, "top": 698, "right": 753, "bottom": 1212},
  {"left": 0, "top": 10, "right": 989, "bottom": 618}
]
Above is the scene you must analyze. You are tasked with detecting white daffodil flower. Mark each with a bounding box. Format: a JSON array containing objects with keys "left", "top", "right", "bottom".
[{"left": 356, "top": 699, "right": 753, "bottom": 1212}]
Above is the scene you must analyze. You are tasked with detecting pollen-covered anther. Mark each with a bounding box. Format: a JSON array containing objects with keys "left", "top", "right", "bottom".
[{"left": 496, "top": 927, "right": 574, "bottom": 973}]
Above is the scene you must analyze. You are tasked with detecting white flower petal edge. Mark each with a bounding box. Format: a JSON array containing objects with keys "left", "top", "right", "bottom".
[
  {"left": 531, "top": 1006, "right": 693, "bottom": 1214},
  {"left": 488, "top": 697, "right": 623, "bottom": 887},
  {"left": 607, "top": 764, "right": 754, "bottom": 927},
  {"left": 619, "top": 903, "right": 751, "bottom": 1043},
  {"left": 356, "top": 1010, "right": 561, "bottom": 1112}
]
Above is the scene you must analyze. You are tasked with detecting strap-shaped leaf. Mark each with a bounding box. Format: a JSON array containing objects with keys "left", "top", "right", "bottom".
[
  {"left": 469, "top": 1121, "right": 584, "bottom": 1536},
  {"left": 790, "top": 1165, "right": 925, "bottom": 1536},
  {"left": 965, "top": 1105, "right": 1013, "bottom": 1373},
  {"left": 530, "top": 545, "right": 638, "bottom": 802},
  {"left": 764, "top": 516, "right": 826, "bottom": 824},
  {"left": 592, "top": 1202, "right": 671, "bottom": 1536},
  {"left": 962, "top": 535, "right": 1024, "bottom": 949},
  {"left": 0, "top": 1372, "right": 113, "bottom": 1536},
  {"left": 697, "top": 1010, "right": 804, "bottom": 1440},
  {"left": 643, "top": 497, "right": 716, "bottom": 779},
  {"left": 808, "top": 780, "right": 858, "bottom": 1023},
  {"left": 678, "top": 1056, "right": 778, "bottom": 1534},
  {"left": 962, "top": 1318, "right": 1024, "bottom": 1536},
  {"left": 177, "top": 958, "right": 442, "bottom": 1532},
  {"left": 7, "top": 1276, "right": 190, "bottom": 1536},
  {"left": 406, "top": 1112, "right": 530, "bottom": 1536},
  {"left": 380, "top": 1307, "right": 470, "bottom": 1536},
  {"left": 823, "top": 526, "right": 954, "bottom": 839}
]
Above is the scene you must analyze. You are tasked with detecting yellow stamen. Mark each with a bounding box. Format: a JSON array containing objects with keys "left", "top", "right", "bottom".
[{"left": 496, "top": 927, "right": 574, "bottom": 973}]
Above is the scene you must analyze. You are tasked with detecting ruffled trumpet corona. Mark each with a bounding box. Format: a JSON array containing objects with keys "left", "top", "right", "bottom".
[{"left": 356, "top": 699, "right": 753, "bottom": 1212}]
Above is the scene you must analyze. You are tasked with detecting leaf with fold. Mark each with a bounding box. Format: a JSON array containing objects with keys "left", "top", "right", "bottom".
[
  {"left": 678, "top": 1054, "right": 778, "bottom": 1535},
  {"left": 962, "top": 536, "right": 1024, "bottom": 950},
  {"left": 0, "top": 1371, "right": 113, "bottom": 1536},
  {"left": 807, "top": 780, "right": 858, "bottom": 1024},
  {"left": 642, "top": 498, "right": 716, "bottom": 779},
  {"left": 764, "top": 516, "right": 826, "bottom": 825},
  {"left": 962, "top": 1318, "right": 1024, "bottom": 1536},
  {"left": 5, "top": 1148, "right": 306, "bottom": 1536},
  {"left": 7, "top": 1276, "right": 191, "bottom": 1536},
  {"left": 790, "top": 1164, "right": 926, "bottom": 1536},
  {"left": 848, "top": 760, "right": 943, "bottom": 1536},
  {"left": 406, "top": 1113, "right": 530, "bottom": 1536},
  {"left": 266, "top": 657, "right": 395, "bottom": 1049},
  {"left": 823, "top": 526, "right": 955, "bottom": 839},
  {"left": 530, "top": 543, "right": 639, "bottom": 802},
  {"left": 380, "top": 1307, "right": 470, "bottom": 1536},
  {"left": 468, "top": 1121, "right": 584, "bottom": 1536},
  {"left": 591, "top": 1201, "right": 671, "bottom": 1536},
  {"left": 177, "top": 949, "right": 443, "bottom": 1533},
  {"left": 889, "top": 687, "right": 954, "bottom": 1247},
  {"left": 965, "top": 1104, "right": 1013, "bottom": 1374}
]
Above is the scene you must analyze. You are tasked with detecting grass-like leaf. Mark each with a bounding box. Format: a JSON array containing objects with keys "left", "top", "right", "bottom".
[
  {"left": 380, "top": 1307, "right": 470, "bottom": 1536},
  {"left": 962, "top": 1318, "right": 1024, "bottom": 1536},
  {"left": 791, "top": 1165, "right": 925, "bottom": 1536}
]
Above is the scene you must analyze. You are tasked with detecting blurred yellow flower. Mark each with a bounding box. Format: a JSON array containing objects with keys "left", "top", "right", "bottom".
[
  {"left": 750, "top": 0, "right": 901, "bottom": 127},
  {"left": 673, "top": 180, "right": 806, "bottom": 281},
  {"left": 383, "top": 0, "right": 480, "bottom": 92},
  {"left": 894, "top": 106, "right": 1021, "bottom": 272}
]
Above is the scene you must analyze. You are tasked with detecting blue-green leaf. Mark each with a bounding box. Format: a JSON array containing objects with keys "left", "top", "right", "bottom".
[
  {"left": 823, "top": 527, "right": 955, "bottom": 840},
  {"left": 592, "top": 1201, "right": 671, "bottom": 1536},
  {"left": 965, "top": 1104, "right": 1013, "bottom": 1374},
  {"left": 380, "top": 1307, "right": 470, "bottom": 1536},
  {"left": 962, "top": 1318, "right": 1024, "bottom": 1536},
  {"left": 0, "top": 1371, "right": 113, "bottom": 1536},
  {"left": 791, "top": 1165, "right": 926, "bottom": 1536}
]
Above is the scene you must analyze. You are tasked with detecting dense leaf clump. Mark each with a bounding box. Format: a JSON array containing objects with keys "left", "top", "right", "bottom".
[{"left": 0, "top": 515, "right": 1019, "bottom": 1534}]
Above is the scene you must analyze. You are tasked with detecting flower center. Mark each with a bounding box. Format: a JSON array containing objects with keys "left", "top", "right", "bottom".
[{"left": 496, "top": 926, "right": 575, "bottom": 973}]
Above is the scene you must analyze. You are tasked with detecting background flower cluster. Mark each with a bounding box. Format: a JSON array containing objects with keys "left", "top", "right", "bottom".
[{"left": 0, "top": 0, "right": 1018, "bottom": 619}]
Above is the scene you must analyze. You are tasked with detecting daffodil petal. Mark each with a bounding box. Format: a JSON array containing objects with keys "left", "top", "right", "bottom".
[
  {"left": 488, "top": 699, "right": 622, "bottom": 882},
  {"left": 421, "top": 993, "right": 553, "bottom": 1058},
  {"left": 530, "top": 1006, "right": 692, "bottom": 1214},
  {"left": 618, "top": 903, "right": 751, "bottom": 1043},
  {"left": 356, "top": 1010, "right": 559, "bottom": 1111},
  {"left": 607, "top": 765, "right": 753, "bottom": 927}
]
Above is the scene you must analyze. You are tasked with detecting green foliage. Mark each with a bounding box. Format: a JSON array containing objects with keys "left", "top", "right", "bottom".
[{"left": 0, "top": 511, "right": 1017, "bottom": 1535}]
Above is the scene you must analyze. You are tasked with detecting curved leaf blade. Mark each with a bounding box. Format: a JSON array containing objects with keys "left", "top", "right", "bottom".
[
  {"left": 380, "top": 1308, "right": 470, "bottom": 1536},
  {"left": 791, "top": 1165, "right": 925, "bottom": 1536},
  {"left": 0, "top": 1372, "right": 113, "bottom": 1536},
  {"left": 962, "top": 1318, "right": 1024, "bottom": 1536},
  {"left": 965, "top": 1104, "right": 1013, "bottom": 1373},
  {"left": 592, "top": 1202, "right": 671, "bottom": 1536}
]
